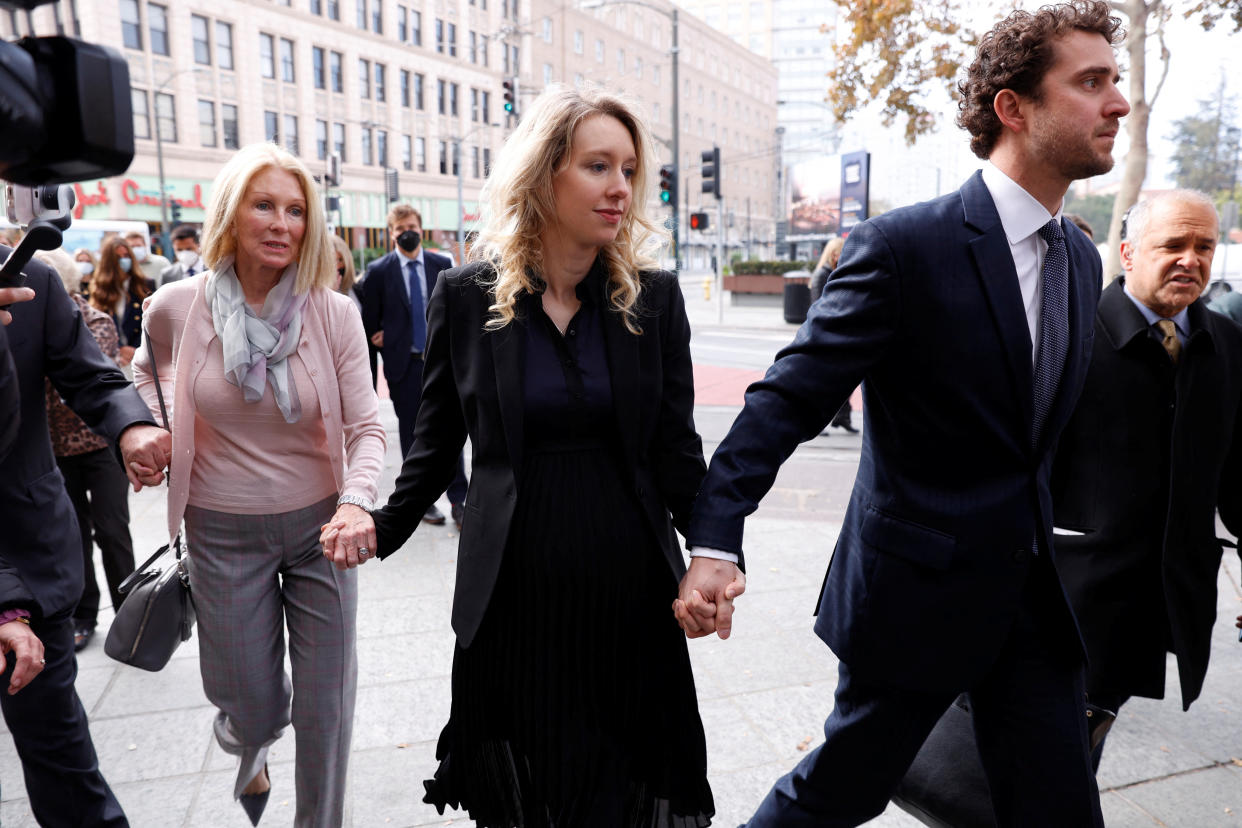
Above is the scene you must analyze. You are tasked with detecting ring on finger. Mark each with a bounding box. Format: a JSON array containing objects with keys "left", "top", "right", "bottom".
[{"left": 358, "top": 547, "right": 371, "bottom": 559}]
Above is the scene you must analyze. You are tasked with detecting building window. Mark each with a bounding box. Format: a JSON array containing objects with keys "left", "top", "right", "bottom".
[
  {"left": 148, "top": 3, "right": 169, "bottom": 56},
  {"left": 483, "top": 147, "right": 491, "bottom": 176},
  {"left": 437, "top": 79, "right": 446, "bottom": 115},
  {"left": 435, "top": 19, "right": 444, "bottom": 54},
  {"left": 131, "top": 88, "right": 150, "bottom": 139},
  {"left": 356, "top": 0, "right": 366, "bottom": 30},
  {"left": 481, "top": 90, "right": 490, "bottom": 123},
  {"left": 279, "top": 38, "right": 295, "bottom": 83},
  {"left": 400, "top": 70, "right": 410, "bottom": 107},
  {"left": 259, "top": 34, "right": 275, "bottom": 79},
  {"left": 411, "top": 11, "right": 422, "bottom": 46},
  {"left": 469, "top": 31, "right": 477, "bottom": 64},
  {"left": 573, "top": 30, "right": 583, "bottom": 55},
  {"left": 312, "top": 47, "right": 325, "bottom": 89},
  {"left": 333, "top": 122, "right": 346, "bottom": 161},
  {"left": 402, "top": 135, "right": 412, "bottom": 170},
  {"left": 192, "top": 15, "right": 210, "bottom": 65},
  {"left": 414, "top": 73, "right": 425, "bottom": 110},
  {"left": 397, "top": 6, "right": 407, "bottom": 42},
  {"left": 371, "top": 0, "right": 382, "bottom": 34},
  {"left": 316, "top": 119, "right": 329, "bottom": 160},
  {"left": 447, "top": 23, "right": 457, "bottom": 57},
  {"left": 198, "top": 99, "right": 216, "bottom": 147},
  {"left": 358, "top": 58, "right": 370, "bottom": 98},
  {"left": 543, "top": 63, "right": 552, "bottom": 86},
  {"left": 377, "top": 129, "right": 388, "bottom": 166},
  {"left": 155, "top": 92, "right": 176, "bottom": 142},
  {"left": 330, "top": 51, "right": 343, "bottom": 93},
  {"left": 121, "top": 0, "right": 142, "bottom": 50},
  {"left": 472, "top": 145, "right": 480, "bottom": 178},
  {"left": 327, "top": 0, "right": 339, "bottom": 22},
  {"left": 415, "top": 137, "right": 426, "bottom": 172},
  {"left": 635, "top": 57, "right": 642, "bottom": 79},
  {"left": 310, "top": 0, "right": 321, "bottom": 14},
  {"left": 216, "top": 21, "right": 233, "bottom": 69},
  {"left": 470, "top": 88, "right": 479, "bottom": 122},
  {"left": 361, "top": 126, "right": 373, "bottom": 165},
  {"left": 594, "top": 39, "right": 603, "bottom": 63},
  {"left": 542, "top": 18, "right": 552, "bottom": 43},
  {"left": 284, "top": 114, "right": 299, "bottom": 155},
  {"left": 222, "top": 104, "right": 239, "bottom": 149},
  {"left": 374, "top": 63, "right": 386, "bottom": 103},
  {"left": 264, "top": 110, "right": 279, "bottom": 143},
  {"left": 617, "top": 48, "right": 625, "bottom": 74},
  {"left": 480, "top": 37, "right": 488, "bottom": 67},
  {"left": 450, "top": 82, "right": 459, "bottom": 116},
  {"left": 439, "top": 140, "right": 447, "bottom": 174}
]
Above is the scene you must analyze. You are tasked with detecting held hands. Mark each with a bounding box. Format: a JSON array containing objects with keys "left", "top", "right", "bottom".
[
  {"left": 0, "top": 619, "right": 44, "bottom": 695},
  {"left": 319, "top": 504, "right": 377, "bottom": 570},
  {"left": 673, "top": 557, "right": 746, "bottom": 640},
  {"left": 118, "top": 424, "right": 172, "bottom": 491}
]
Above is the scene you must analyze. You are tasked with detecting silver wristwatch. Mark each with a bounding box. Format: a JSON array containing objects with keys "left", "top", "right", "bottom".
[{"left": 337, "top": 494, "right": 375, "bottom": 512}]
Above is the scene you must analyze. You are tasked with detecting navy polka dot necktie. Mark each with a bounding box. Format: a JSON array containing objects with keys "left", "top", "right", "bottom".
[{"left": 1032, "top": 219, "right": 1069, "bottom": 449}]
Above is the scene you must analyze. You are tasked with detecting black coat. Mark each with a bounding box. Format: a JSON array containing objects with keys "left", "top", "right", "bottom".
[
  {"left": 1052, "top": 278, "right": 1242, "bottom": 708},
  {"left": 0, "top": 252, "right": 154, "bottom": 618},
  {"left": 372, "top": 260, "right": 706, "bottom": 647}
]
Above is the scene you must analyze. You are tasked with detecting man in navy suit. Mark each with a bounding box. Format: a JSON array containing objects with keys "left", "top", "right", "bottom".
[
  {"left": 0, "top": 259, "right": 170, "bottom": 826},
  {"left": 361, "top": 205, "right": 468, "bottom": 527},
  {"left": 675, "top": 2, "right": 1131, "bottom": 825}
]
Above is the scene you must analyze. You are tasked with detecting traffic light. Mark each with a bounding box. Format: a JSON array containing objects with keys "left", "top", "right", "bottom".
[
  {"left": 170, "top": 200, "right": 182, "bottom": 224},
  {"left": 689, "top": 211, "right": 709, "bottom": 231},
  {"left": 502, "top": 78, "right": 519, "bottom": 117},
  {"left": 700, "top": 146, "right": 721, "bottom": 198},
  {"left": 659, "top": 164, "right": 676, "bottom": 205}
]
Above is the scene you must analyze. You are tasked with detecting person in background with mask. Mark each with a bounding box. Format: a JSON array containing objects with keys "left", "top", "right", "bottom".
[
  {"left": 158, "top": 225, "right": 204, "bottom": 287},
  {"left": 73, "top": 249, "right": 98, "bottom": 294},
  {"left": 360, "top": 205, "right": 468, "bottom": 529},
  {"left": 88, "top": 236, "right": 154, "bottom": 368},
  {"left": 124, "top": 231, "right": 169, "bottom": 285}
]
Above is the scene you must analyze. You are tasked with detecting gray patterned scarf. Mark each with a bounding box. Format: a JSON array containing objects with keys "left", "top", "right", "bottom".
[{"left": 203, "top": 257, "right": 308, "bottom": 423}]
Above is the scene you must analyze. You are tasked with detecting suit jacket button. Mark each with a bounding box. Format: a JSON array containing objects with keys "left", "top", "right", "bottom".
[{"left": 1013, "top": 547, "right": 1030, "bottom": 563}]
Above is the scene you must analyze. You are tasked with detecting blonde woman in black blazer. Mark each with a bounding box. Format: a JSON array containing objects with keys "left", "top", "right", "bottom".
[{"left": 322, "top": 85, "right": 719, "bottom": 826}]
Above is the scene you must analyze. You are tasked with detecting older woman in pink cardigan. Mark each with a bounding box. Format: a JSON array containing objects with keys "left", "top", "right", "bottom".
[{"left": 134, "top": 143, "right": 384, "bottom": 827}]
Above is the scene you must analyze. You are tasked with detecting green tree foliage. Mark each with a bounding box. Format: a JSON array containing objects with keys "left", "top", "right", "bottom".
[
  {"left": 1061, "top": 193, "right": 1117, "bottom": 240},
  {"left": 1168, "top": 93, "right": 1241, "bottom": 196}
]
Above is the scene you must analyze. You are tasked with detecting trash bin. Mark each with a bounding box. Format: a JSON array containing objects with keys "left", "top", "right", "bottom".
[{"left": 783, "top": 269, "right": 812, "bottom": 324}]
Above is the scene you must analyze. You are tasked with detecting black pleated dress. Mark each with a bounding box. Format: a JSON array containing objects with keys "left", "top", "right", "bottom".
[{"left": 422, "top": 289, "right": 715, "bottom": 827}]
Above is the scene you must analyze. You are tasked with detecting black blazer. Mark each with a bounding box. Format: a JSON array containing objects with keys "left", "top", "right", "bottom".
[
  {"left": 687, "top": 172, "right": 1102, "bottom": 693},
  {"left": 372, "top": 260, "right": 706, "bottom": 647},
  {"left": 116, "top": 276, "right": 155, "bottom": 348},
  {"left": 360, "top": 248, "right": 452, "bottom": 385},
  {"left": 0, "top": 252, "right": 154, "bottom": 618},
  {"left": 0, "top": 323, "right": 18, "bottom": 462},
  {"left": 1052, "top": 278, "right": 1242, "bottom": 708}
]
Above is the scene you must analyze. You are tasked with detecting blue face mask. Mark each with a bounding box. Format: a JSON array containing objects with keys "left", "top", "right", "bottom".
[{"left": 118, "top": 257, "right": 132, "bottom": 273}]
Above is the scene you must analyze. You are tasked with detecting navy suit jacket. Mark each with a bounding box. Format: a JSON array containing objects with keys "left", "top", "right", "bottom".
[
  {"left": 360, "top": 248, "right": 451, "bottom": 385},
  {"left": 686, "top": 171, "right": 1102, "bottom": 693},
  {"left": 0, "top": 252, "right": 155, "bottom": 619}
]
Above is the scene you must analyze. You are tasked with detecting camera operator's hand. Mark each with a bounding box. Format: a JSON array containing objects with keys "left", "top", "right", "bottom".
[
  {"left": 118, "top": 424, "right": 171, "bottom": 491},
  {"left": 0, "top": 287, "right": 35, "bottom": 325},
  {"left": 0, "top": 619, "right": 45, "bottom": 695}
]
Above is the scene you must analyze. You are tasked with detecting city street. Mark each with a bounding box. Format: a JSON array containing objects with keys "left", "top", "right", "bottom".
[{"left": 1, "top": 287, "right": 1239, "bottom": 826}]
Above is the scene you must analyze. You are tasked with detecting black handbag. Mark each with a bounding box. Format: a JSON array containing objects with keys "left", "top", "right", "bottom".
[{"left": 103, "top": 343, "right": 195, "bottom": 671}]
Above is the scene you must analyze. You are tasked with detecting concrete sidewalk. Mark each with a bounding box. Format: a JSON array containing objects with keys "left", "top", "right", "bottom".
[{"left": 1, "top": 397, "right": 1240, "bottom": 826}]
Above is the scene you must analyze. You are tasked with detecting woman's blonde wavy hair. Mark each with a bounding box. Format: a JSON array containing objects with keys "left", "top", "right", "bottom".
[{"left": 470, "top": 84, "right": 665, "bottom": 334}]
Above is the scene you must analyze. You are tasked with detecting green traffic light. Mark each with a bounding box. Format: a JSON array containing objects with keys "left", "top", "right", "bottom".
[
  {"left": 660, "top": 190, "right": 671, "bottom": 204},
  {"left": 504, "top": 102, "right": 514, "bottom": 113}
]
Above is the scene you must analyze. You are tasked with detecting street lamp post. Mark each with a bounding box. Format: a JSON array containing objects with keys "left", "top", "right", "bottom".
[
  {"left": 579, "top": 0, "right": 679, "bottom": 275},
  {"left": 453, "top": 123, "right": 500, "bottom": 263},
  {"left": 153, "top": 67, "right": 205, "bottom": 255}
]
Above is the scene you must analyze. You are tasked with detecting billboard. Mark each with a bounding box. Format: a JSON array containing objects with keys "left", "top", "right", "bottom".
[{"left": 785, "top": 151, "right": 872, "bottom": 242}]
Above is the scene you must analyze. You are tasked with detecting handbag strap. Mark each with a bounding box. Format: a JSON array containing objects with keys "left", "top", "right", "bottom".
[{"left": 142, "top": 326, "right": 186, "bottom": 561}]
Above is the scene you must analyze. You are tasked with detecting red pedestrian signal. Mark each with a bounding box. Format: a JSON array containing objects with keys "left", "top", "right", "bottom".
[{"left": 689, "top": 212, "right": 709, "bottom": 231}]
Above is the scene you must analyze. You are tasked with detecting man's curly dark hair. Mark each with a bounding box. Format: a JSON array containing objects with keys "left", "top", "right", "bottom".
[{"left": 957, "top": 0, "right": 1125, "bottom": 159}]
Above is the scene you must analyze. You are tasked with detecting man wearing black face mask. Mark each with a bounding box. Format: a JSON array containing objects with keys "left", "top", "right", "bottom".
[{"left": 361, "top": 205, "right": 469, "bottom": 528}]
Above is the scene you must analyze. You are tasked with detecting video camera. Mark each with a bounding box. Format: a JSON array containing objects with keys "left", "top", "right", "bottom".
[{"left": 0, "top": 0, "right": 134, "bottom": 302}]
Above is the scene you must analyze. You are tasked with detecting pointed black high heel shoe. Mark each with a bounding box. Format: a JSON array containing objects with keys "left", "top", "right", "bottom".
[{"left": 238, "top": 764, "right": 270, "bottom": 826}]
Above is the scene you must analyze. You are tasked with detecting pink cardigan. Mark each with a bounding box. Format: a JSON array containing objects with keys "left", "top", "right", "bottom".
[{"left": 133, "top": 274, "right": 386, "bottom": 542}]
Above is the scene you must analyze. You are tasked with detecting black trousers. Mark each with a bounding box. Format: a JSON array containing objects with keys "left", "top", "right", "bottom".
[
  {"left": 1, "top": 611, "right": 128, "bottom": 826},
  {"left": 389, "top": 359, "right": 468, "bottom": 505},
  {"left": 58, "top": 448, "right": 135, "bottom": 627}
]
